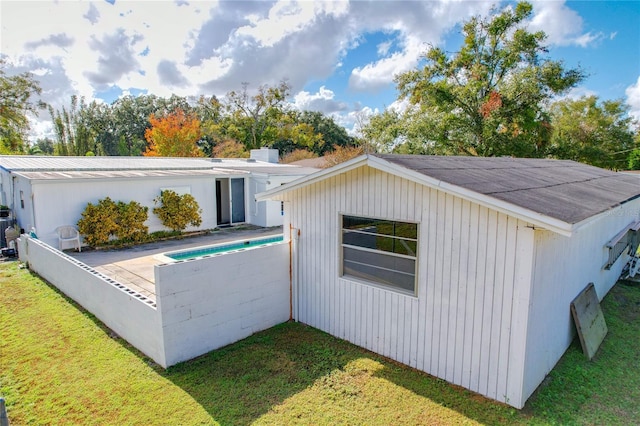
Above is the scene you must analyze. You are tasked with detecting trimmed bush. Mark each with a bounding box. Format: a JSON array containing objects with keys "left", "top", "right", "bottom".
[
  {"left": 77, "top": 198, "right": 149, "bottom": 246},
  {"left": 77, "top": 197, "right": 119, "bottom": 246},
  {"left": 115, "top": 201, "right": 149, "bottom": 243},
  {"left": 153, "top": 190, "right": 202, "bottom": 232}
]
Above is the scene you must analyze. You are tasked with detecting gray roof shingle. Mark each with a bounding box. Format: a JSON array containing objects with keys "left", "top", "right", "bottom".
[{"left": 376, "top": 154, "right": 640, "bottom": 224}]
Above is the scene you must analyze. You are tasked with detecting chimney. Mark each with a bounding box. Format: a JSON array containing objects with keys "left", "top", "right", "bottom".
[{"left": 250, "top": 147, "right": 279, "bottom": 163}]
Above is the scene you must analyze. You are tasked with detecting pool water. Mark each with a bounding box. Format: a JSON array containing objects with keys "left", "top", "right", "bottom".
[{"left": 166, "top": 235, "right": 284, "bottom": 261}]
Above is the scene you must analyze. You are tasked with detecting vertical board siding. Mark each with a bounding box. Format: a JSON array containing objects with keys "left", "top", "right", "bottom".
[
  {"left": 284, "top": 165, "right": 531, "bottom": 407},
  {"left": 522, "top": 200, "right": 640, "bottom": 402}
]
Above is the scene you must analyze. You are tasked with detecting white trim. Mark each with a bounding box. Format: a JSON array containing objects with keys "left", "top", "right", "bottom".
[{"left": 605, "top": 219, "right": 640, "bottom": 248}]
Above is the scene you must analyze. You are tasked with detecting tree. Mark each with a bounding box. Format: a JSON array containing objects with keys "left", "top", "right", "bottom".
[
  {"left": 223, "top": 81, "right": 292, "bottom": 150},
  {"left": 628, "top": 148, "right": 640, "bottom": 170},
  {"left": 281, "top": 149, "right": 318, "bottom": 163},
  {"left": 211, "top": 139, "right": 249, "bottom": 158},
  {"left": 110, "top": 94, "right": 193, "bottom": 156},
  {"left": 547, "top": 96, "right": 638, "bottom": 169},
  {"left": 49, "top": 96, "right": 107, "bottom": 156},
  {"left": 380, "top": 2, "right": 584, "bottom": 157},
  {"left": 292, "top": 111, "right": 356, "bottom": 155},
  {"left": 322, "top": 145, "right": 364, "bottom": 168},
  {"left": 30, "top": 138, "right": 55, "bottom": 155},
  {"left": 0, "top": 59, "right": 43, "bottom": 153},
  {"left": 270, "top": 114, "right": 324, "bottom": 156},
  {"left": 143, "top": 109, "right": 204, "bottom": 157}
]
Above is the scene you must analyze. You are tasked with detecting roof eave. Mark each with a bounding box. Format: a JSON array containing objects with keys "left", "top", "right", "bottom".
[
  {"left": 256, "top": 155, "right": 369, "bottom": 201},
  {"left": 366, "top": 155, "right": 574, "bottom": 236},
  {"left": 258, "top": 154, "right": 576, "bottom": 236}
]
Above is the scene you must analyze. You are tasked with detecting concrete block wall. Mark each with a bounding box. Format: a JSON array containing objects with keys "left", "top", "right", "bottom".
[
  {"left": 17, "top": 236, "right": 166, "bottom": 366},
  {"left": 155, "top": 241, "right": 290, "bottom": 366},
  {"left": 17, "top": 236, "right": 291, "bottom": 369}
]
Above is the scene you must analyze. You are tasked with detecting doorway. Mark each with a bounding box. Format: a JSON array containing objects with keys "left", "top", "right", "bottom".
[{"left": 216, "top": 178, "right": 245, "bottom": 226}]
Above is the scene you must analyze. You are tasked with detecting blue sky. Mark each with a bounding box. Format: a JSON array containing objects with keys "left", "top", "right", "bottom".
[{"left": 1, "top": 0, "right": 639, "bottom": 140}]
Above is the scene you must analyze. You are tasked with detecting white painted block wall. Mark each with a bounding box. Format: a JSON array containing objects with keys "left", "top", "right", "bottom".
[
  {"left": 18, "top": 236, "right": 292, "bottom": 368},
  {"left": 154, "top": 242, "right": 290, "bottom": 366},
  {"left": 26, "top": 174, "right": 218, "bottom": 248},
  {"left": 17, "top": 236, "right": 166, "bottom": 366}
]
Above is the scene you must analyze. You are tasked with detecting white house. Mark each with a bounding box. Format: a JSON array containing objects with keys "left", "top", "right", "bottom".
[
  {"left": 258, "top": 153, "right": 640, "bottom": 408},
  {"left": 0, "top": 149, "right": 316, "bottom": 248}
]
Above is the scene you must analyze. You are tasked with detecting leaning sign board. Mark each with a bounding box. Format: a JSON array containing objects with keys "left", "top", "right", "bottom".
[{"left": 570, "top": 283, "right": 608, "bottom": 360}]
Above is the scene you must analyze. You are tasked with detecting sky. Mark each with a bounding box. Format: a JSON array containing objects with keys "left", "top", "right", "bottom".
[{"left": 1, "top": 0, "right": 639, "bottom": 141}]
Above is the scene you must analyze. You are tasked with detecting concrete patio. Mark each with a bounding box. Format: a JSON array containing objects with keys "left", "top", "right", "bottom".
[{"left": 67, "top": 226, "right": 283, "bottom": 302}]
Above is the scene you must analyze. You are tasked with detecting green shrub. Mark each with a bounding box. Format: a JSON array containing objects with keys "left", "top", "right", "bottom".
[
  {"left": 115, "top": 201, "right": 149, "bottom": 243},
  {"left": 77, "top": 197, "right": 119, "bottom": 246},
  {"left": 77, "top": 198, "right": 149, "bottom": 246},
  {"left": 153, "top": 190, "right": 202, "bottom": 232},
  {"left": 629, "top": 148, "right": 640, "bottom": 170}
]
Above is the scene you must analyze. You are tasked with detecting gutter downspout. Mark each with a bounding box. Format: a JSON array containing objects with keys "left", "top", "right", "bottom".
[
  {"left": 289, "top": 224, "right": 293, "bottom": 321},
  {"left": 291, "top": 226, "right": 300, "bottom": 322}
]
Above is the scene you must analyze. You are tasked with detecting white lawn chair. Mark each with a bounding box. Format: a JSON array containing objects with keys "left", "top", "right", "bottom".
[{"left": 56, "top": 225, "right": 81, "bottom": 252}]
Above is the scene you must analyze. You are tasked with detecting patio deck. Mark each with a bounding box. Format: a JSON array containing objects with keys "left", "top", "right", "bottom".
[{"left": 68, "top": 226, "right": 284, "bottom": 303}]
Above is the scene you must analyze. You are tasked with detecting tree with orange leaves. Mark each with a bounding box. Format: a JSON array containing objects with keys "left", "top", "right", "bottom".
[{"left": 144, "top": 109, "right": 204, "bottom": 157}]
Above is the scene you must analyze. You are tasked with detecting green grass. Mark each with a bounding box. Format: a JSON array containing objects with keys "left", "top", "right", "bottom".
[{"left": 1, "top": 261, "right": 638, "bottom": 425}]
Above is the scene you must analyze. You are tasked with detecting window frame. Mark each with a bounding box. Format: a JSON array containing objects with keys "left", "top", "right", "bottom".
[
  {"left": 604, "top": 220, "right": 640, "bottom": 270},
  {"left": 339, "top": 213, "right": 419, "bottom": 296}
]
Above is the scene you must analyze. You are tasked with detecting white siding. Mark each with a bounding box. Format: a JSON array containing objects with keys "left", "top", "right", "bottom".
[
  {"left": 28, "top": 175, "right": 218, "bottom": 247},
  {"left": 284, "top": 165, "right": 535, "bottom": 407},
  {"left": 523, "top": 201, "right": 640, "bottom": 401}
]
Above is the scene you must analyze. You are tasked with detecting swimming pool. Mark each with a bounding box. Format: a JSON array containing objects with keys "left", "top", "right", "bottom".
[{"left": 164, "top": 235, "right": 284, "bottom": 261}]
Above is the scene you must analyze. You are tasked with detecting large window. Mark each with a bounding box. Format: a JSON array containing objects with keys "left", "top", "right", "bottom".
[{"left": 341, "top": 215, "right": 418, "bottom": 294}]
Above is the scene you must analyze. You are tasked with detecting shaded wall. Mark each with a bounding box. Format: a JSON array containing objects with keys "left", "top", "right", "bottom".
[
  {"left": 18, "top": 236, "right": 165, "bottom": 365},
  {"left": 154, "top": 241, "right": 290, "bottom": 366},
  {"left": 18, "top": 236, "right": 291, "bottom": 368}
]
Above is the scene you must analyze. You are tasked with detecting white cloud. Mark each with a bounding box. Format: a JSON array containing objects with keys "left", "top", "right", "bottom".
[
  {"left": 235, "top": 1, "right": 346, "bottom": 48},
  {"left": 292, "top": 86, "right": 348, "bottom": 113},
  {"left": 559, "top": 86, "right": 598, "bottom": 102},
  {"left": 0, "top": 0, "right": 635, "bottom": 144},
  {"left": 529, "top": 1, "right": 604, "bottom": 47},
  {"left": 349, "top": 36, "right": 423, "bottom": 91},
  {"left": 377, "top": 41, "right": 392, "bottom": 56},
  {"left": 625, "top": 76, "right": 640, "bottom": 122},
  {"left": 347, "top": 0, "right": 492, "bottom": 92}
]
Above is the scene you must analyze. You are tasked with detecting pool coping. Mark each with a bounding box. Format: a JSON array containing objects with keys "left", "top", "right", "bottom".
[{"left": 155, "top": 234, "right": 285, "bottom": 263}]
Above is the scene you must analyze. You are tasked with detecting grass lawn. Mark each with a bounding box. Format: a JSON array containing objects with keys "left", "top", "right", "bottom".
[{"left": 1, "top": 261, "right": 638, "bottom": 425}]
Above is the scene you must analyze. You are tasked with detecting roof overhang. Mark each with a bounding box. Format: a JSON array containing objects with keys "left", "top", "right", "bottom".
[
  {"left": 14, "top": 168, "right": 249, "bottom": 182},
  {"left": 257, "top": 154, "right": 579, "bottom": 237}
]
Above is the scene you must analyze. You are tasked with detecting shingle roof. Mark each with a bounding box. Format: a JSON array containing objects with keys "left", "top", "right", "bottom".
[{"left": 376, "top": 154, "right": 640, "bottom": 224}]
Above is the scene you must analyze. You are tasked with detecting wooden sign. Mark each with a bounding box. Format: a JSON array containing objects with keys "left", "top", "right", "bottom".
[{"left": 570, "top": 283, "right": 608, "bottom": 360}]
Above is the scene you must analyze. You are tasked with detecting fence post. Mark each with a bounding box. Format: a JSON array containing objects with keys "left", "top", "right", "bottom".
[{"left": 0, "top": 397, "right": 9, "bottom": 426}]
